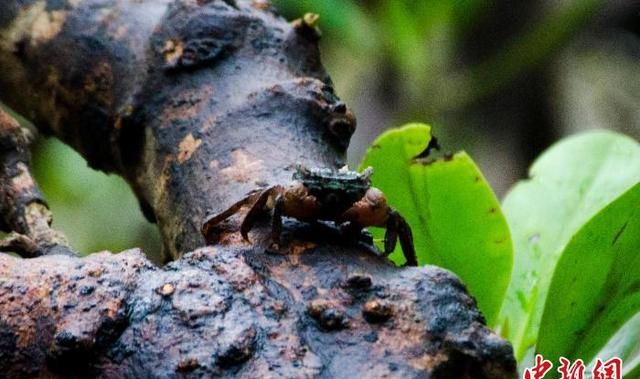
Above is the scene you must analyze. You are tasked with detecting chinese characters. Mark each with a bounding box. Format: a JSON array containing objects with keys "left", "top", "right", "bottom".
[{"left": 522, "top": 355, "right": 622, "bottom": 379}]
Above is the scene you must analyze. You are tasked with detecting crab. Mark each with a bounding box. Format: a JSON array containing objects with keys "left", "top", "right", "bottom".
[{"left": 201, "top": 166, "right": 418, "bottom": 266}]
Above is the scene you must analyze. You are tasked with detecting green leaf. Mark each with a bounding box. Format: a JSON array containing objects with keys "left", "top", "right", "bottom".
[
  {"left": 587, "top": 312, "right": 640, "bottom": 378},
  {"left": 359, "top": 123, "right": 513, "bottom": 325},
  {"left": 536, "top": 183, "right": 640, "bottom": 372},
  {"left": 499, "top": 130, "right": 640, "bottom": 361}
]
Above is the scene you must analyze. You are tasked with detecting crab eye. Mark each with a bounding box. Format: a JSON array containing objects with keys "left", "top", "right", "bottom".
[{"left": 365, "top": 188, "right": 385, "bottom": 205}]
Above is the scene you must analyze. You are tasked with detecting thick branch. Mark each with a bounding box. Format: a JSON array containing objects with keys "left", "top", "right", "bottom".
[
  {"left": 0, "top": 0, "right": 517, "bottom": 378},
  {"left": 0, "top": 238, "right": 516, "bottom": 378}
]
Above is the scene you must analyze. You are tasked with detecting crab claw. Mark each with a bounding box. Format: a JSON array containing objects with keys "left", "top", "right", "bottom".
[
  {"left": 239, "top": 186, "right": 278, "bottom": 243},
  {"left": 383, "top": 224, "right": 398, "bottom": 258},
  {"left": 201, "top": 189, "right": 264, "bottom": 244}
]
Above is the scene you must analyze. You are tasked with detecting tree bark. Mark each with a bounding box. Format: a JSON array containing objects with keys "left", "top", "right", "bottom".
[{"left": 0, "top": 1, "right": 517, "bottom": 378}]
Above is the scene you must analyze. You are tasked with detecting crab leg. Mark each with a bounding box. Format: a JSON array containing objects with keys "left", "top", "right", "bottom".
[
  {"left": 271, "top": 194, "right": 285, "bottom": 247},
  {"left": 394, "top": 210, "right": 418, "bottom": 266},
  {"left": 240, "top": 186, "right": 278, "bottom": 241},
  {"left": 385, "top": 210, "right": 418, "bottom": 266},
  {"left": 201, "top": 189, "right": 262, "bottom": 243},
  {"left": 383, "top": 213, "right": 399, "bottom": 257}
]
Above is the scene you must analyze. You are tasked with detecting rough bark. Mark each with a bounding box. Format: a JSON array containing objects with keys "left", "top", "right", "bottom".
[{"left": 0, "top": 1, "right": 517, "bottom": 378}]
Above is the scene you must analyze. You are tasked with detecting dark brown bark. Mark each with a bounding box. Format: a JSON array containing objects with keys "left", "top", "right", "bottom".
[{"left": 0, "top": 1, "right": 517, "bottom": 378}]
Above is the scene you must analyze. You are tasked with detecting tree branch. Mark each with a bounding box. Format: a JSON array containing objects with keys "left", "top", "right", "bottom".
[
  {"left": 0, "top": 108, "right": 74, "bottom": 257},
  {"left": 0, "top": 0, "right": 517, "bottom": 377}
]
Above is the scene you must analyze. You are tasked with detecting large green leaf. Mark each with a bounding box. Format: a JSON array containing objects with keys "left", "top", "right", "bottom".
[
  {"left": 359, "top": 123, "right": 513, "bottom": 325},
  {"left": 499, "top": 130, "right": 640, "bottom": 361},
  {"left": 536, "top": 183, "right": 640, "bottom": 375},
  {"left": 587, "top": 312, "right": 640, "bottom": 378}
]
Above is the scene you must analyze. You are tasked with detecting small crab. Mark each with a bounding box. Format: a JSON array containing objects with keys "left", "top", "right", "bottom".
[{"left": 201, "top": 166, "right": 417, "bottom": 266}]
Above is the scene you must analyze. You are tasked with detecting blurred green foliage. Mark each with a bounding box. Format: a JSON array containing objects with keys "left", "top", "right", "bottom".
[
  {"left": 272, "top": 0, "right": 601, "bottom": 114},
  {"left": 31, "top": 138, "right": 161, "bottom": 259}
]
